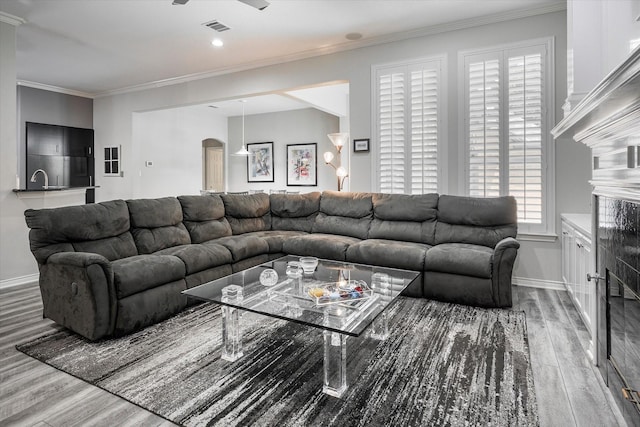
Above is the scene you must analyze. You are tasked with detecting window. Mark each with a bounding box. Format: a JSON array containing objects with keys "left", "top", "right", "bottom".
[
  {"left": 104, "top": 146, "right": 120, "bottom": 176},
  {"left": 373, "top": 57, "right": 445, "bottom": 194},
  {"left": 462, "top": 39, "right": 554, "bottom": 236}
]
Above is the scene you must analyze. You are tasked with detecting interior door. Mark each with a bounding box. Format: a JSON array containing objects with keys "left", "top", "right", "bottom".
[{"left": 205, "top": 147, "right": 224, "bottom": 192}]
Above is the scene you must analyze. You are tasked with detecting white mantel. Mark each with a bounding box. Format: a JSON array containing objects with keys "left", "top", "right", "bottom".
[{"left": 552, "top": 45, "right": 640, "bottom": 200}]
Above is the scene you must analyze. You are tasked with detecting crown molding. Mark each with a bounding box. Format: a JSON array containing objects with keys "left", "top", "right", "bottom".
[
  {"left": 0, "top": 11, "right": 25, "bottom": 26},
  {"left": 41, "top": 2, "right": 567, "bottom": 98},
  {"left": 17, "top": 80, "right": 95, "bottom": 99}
]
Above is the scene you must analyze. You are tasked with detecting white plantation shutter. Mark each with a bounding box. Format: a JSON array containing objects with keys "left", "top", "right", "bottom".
[
  {"left": 410, "top": 66, "right": 439, "bottom": 194},
  {"left": 508, "top": 53, "right": 544, "bottom": 224},
  {"left": 375, "top": 59, "right": 441, "bottom": 194},
  {"left": 378, "top": 70, "right": 406, "bottom": 193},
  {"left": 468, "top": 58, "right": 501, "bottom": 197},
  {"left": 463, "top": 40, "right": 553, "bottom": 235}
]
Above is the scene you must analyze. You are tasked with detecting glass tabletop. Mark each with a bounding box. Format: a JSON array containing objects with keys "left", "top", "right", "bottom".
[{"left": 182, "top": 255, "right": 421, "bottom": 337}]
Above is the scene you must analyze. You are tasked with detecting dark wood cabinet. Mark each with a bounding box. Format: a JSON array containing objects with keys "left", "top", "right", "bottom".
[
  {"left": 64, "top": 126, "right": 94, "bottom": 157},
  {"left": 25, "top": 122, "right": 94, "bottom": 189},
  {"left": 26, "top": 122, "right": 64, "bottom": 156}
]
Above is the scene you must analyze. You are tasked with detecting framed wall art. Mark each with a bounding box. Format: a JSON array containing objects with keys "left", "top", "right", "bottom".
[
  {"left": 287, "top": 143, "right": 317, "bottom": 186},
  {"left": 353, "top": 138, "right": 370, "bottom": 152},
  {"left": 247, "top": 142, "right": 274, "bottom": 182}
]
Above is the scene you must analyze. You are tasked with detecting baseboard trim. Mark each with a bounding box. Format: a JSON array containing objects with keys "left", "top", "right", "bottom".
[
  {"left": 513, "top": 276, "right": 565, "bottom": 291},
  {"left": 0, "top": 273, "right": 39, "bottom": 290}
]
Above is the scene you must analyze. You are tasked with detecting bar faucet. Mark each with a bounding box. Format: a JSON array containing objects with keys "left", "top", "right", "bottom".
[{"left": 30, "top": 169, "right": 49, "bottom": 189}]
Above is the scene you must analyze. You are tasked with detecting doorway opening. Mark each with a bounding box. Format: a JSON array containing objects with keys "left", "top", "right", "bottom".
[{"left": 202, "top": 138, "right": 225, "bottom": 193}]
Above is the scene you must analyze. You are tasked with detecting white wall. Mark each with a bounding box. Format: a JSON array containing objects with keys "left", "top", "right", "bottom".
[
  {"left": 131, "top": 106, "right": 227, "bottom": 198},
  {"left": 1, "top": 20, "right": 88, "bottom": 285},
  {"left": 2, "top": 10, "right": 587, "bottom": 287},
  {"left": 226, "top": 108, "right": 339, "bottom": 193},
  {"left": 92, "top": 11, "right": 575, "bottom": 286}
]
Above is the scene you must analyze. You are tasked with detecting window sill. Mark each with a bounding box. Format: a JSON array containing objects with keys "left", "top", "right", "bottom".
[{"left": 516, "top": 232, "right": 558, "bottom": 243}]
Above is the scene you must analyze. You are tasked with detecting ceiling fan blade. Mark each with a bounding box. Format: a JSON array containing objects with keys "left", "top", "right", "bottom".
[
  {"left": 172, "top": 0, "right": 189, "bottom": 5},
  {"left": 238, "top": 0, "right": 270, "bottom": 10}
]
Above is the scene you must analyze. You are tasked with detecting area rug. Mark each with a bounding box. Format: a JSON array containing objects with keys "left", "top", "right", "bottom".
[{"left": 17, "top": 298, "right": 538, "bottom": 426}]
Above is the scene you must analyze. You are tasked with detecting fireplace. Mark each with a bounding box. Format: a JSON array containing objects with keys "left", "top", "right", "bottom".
[
  {"left": 552, "top": 46, "right": 640, "bottom": 426},
  {"left": 596, "top": 196, "right": 640, "bottom": 426},
  {"left": 608, "top": 270, "right": 640, "bottom": 415}
]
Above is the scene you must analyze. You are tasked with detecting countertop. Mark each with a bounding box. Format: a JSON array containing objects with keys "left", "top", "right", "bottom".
[
  {"left": 561, "top": 213, "right": 592, "bottom": 237},
  {"left": 13, "top": 186, "right": 99, "bottom": 193}
]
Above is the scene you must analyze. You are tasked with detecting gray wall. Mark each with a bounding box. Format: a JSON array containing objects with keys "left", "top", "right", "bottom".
[{"left": 227, "top": 108, "right": 340, "bottom": 193}]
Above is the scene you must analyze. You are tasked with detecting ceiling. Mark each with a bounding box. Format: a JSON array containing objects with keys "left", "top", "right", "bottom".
[{"left": 1, "top": 0, "right": 565, "bottom": 98}]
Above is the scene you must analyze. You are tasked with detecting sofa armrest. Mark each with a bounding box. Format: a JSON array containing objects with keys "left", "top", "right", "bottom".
[
  {"left": 40, "top": 252, "right": 117, "bottom": 340},
  {"left": 491, "top": 237, "right": 520, "bottom": 307}
]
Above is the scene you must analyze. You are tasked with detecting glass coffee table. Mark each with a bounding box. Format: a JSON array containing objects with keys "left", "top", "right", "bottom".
[{"left": 182, "top": 255, "right": 420, "bottom": 398}]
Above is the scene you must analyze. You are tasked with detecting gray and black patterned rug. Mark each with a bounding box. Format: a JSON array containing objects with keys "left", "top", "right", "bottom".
[{"left": 17, "top": 297, "right": 538, "bottom": 426}]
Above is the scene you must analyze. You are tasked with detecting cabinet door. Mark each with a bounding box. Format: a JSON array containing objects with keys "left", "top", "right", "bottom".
[
  {"left": 26, "top": 122, "right": 63, "bottom": 156},
  {"left": 580, "top": 237, "right": 594, "bottom": 334},
  {"left": 64, "top": 127, "right": 94, "bottom": 157}
]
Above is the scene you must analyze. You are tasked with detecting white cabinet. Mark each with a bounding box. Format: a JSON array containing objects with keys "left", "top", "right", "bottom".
[{"left": 561, "top": 214, "right": 596, "bottom": 359}]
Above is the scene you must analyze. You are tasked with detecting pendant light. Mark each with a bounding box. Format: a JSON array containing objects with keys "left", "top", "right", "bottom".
[{"left": 233, "top": 100, "right": 250, "bottom": 156}]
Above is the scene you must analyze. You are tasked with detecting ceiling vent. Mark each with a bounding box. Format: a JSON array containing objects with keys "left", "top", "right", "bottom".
[{"left": 203, "top": 20, "right": 230, "bottom": 32}]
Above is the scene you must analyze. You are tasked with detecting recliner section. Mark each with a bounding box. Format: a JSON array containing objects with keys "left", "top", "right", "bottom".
[{"left": 24, "top": 190, "right": 519, "bottom": 340}]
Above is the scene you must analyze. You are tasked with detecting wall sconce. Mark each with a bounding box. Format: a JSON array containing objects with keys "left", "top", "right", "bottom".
[{"left": 324, "top": 132, "right": 349, "bottom": 191}]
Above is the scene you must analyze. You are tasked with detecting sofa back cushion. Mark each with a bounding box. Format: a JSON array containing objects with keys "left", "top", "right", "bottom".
[
  {"left": 270, "top": 192, "right": 320, "bottom": 232},
  {"left": 178, "top": 195, "right": 232, "bottom": 243},
  {"left": 312, "top": 191, "right": 373, "bottom": 239},
  {"left": 127, "top": 197, "right": 191, "bottom": 254},
  {"left": 435, "top": 195, "right": 517, "bottom": 248},
  {"left": 369, "top": 193, "right": 439, "bottom": 244},
  {"left": 221, "top": 193, "right": 271, "bottom": 234},
  {"left": 24, "top": 199, "right": 137, "bottom": 264}
]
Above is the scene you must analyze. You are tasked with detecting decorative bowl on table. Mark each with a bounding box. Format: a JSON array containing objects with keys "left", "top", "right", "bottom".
[{"left": 299, "top": 257, "right": 319, "bottom": 274}]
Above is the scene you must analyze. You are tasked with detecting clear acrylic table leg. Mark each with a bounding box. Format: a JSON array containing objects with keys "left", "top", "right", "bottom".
[
  {"left": 370, "top": 272, "right": 391, "bottom": 340},
  {"left": 323, "top": 330, "right": 347, "bottom": 398},
  {"left": 221, "top": 284, "right": 243, "bottom": 362},
  {"left": 369, "top": 311, "right": 389, "bottom": 340}
]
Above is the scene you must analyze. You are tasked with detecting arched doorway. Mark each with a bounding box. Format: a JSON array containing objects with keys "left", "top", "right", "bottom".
[{"left": 202, "top": 138, "right": 225, "bottom": 192}]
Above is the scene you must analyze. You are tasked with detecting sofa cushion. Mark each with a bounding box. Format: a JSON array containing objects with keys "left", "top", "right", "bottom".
[
  {"left": 208, "top": 235, "right": 270, "bottom": 262},
  {"left": 178, "top": 195, "right": 232, "bottom": 243},
  {"left": 221, "top": 193, "right": 271, "bottom": 234},
  {"left": 72, "top": 232, "right": 138, "bottom": 262},
  {"left": 369, "top": 193, "right": 438, "bottom": 244},
  {"left": 435, "top": 195, "right": 517, "bottom": 248},
  {"left": 24, "top": 199, "right": 136, "bottom": 264},
  {"left": 154, "top": 243, "right": 232, "bottom": 275},
  {"left": 127, "top": 197, "right": 191, "bottom": 253},
  {"left": 270, "top": 192, "right": 320, "bottom": 232},
  {"left": 312, "top": 191, "right": 373, "bottom": 239},
  {"left": 425, "top": 243, "right": 493, "bottom": 278},
  {"left": 283, "top": 233, "right": 361, "bottom": 261},
  {"left": 346, "top": 239, "right": 430, "bottom": 271},
  {"left": 112, "top": 254, "right": 185, "bottom": 299},
  {"left": 248, "top": 230, "right": 308, "bottom": 253}
]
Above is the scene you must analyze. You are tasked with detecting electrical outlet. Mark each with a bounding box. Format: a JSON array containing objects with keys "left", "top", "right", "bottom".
[{"left": 145, "top": 161, "right": 154, "bottom": 167}]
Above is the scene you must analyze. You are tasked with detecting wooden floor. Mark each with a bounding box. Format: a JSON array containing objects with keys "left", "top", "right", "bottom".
[{"left": 0, "top": 283, "right": 627, "bottom": 427}]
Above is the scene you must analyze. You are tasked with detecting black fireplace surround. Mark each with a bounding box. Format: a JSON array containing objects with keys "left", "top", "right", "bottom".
[{"left": 597, "top": 195, "right": 640, "bottom": 426}]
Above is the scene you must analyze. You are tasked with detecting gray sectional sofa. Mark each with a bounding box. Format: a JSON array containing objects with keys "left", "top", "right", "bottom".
[{"left": 24, "top": 191, "right": 519, "bottom": 341}]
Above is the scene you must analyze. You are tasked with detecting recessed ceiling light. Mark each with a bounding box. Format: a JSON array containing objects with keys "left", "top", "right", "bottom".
[
  {"left": 346, "top": 32, "right": 363, "bottom": 41},
  {"left": 211, "top": 38, "right": 224, "bottom": 47}
]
